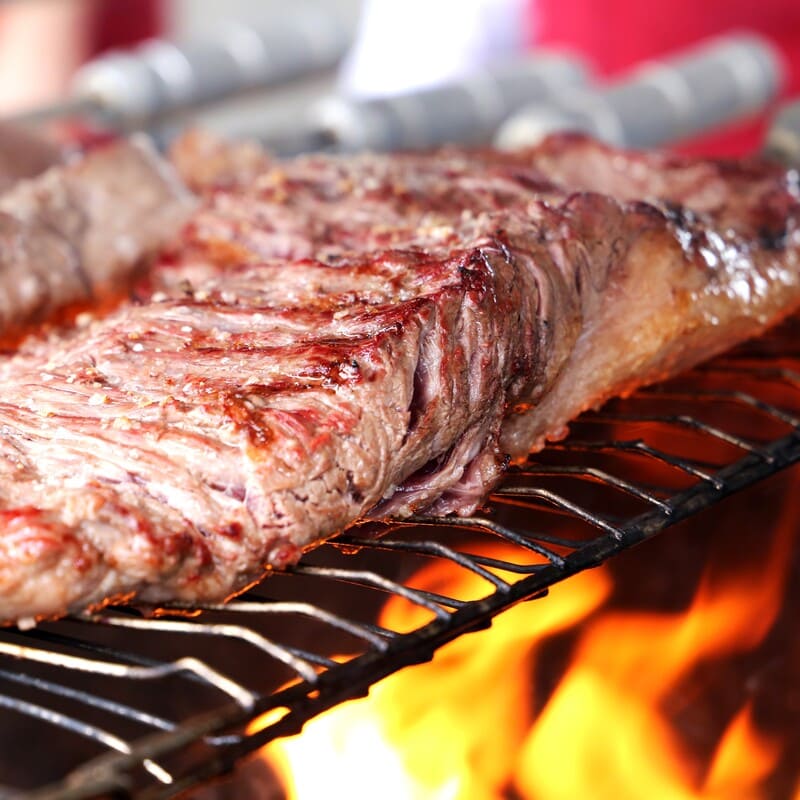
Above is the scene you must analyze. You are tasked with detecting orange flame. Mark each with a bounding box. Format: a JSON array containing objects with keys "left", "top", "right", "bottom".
[
  {"left": 261, "top": 548, "right": 611, "bottom": 799},
  {"left": 258, "top": 484, "right": 795, "bottom": 799}
]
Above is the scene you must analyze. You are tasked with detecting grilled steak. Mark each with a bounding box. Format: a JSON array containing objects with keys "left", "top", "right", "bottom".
[
  {"left": 0, "top": 136, "right": 192, "bottom": 343},
  {"left": 1, "top": 133, "right": 799, "bottom": 624}
]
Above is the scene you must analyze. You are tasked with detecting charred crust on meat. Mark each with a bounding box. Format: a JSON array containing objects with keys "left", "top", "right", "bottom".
[
  {"left": 459, "top": 249, "right": 495, "bottom": 297},
  {"left": 661, "top": 200, "right": 698, "bottom": 229},
  {"left": 345, "top": 470, "right": 364, "bottom": 503},
  {"left": 218, "top": 522, "right": 243, "bottom": 539},
  {"left": 331, "top": 359, "right": 362, "bottom": 385},
  {"left": 219, "top": 392, "right": 274, "bottom": 446},
  {"left": 757, "top": 225, "right": 788, "bottom": 251},
  {"left": 208, "top": 482, "right": 246, "bottom": 501}
]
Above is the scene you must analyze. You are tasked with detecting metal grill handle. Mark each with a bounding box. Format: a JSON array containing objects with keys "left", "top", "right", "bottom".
[
  {"left": 303, "top": 54, "right": 590, "bottom": 153},
  {"left": 495, "top": 34, "right": 783, "bottom": 149},
  {"left": 58, "top": 9, "right": 353, "bottom": 126}
]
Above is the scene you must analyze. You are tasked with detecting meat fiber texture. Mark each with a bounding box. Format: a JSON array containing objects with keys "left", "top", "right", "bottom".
[
  {"left": 1, "top": 131, "right": 800, "bottom": 625},
  {"left": 0, "top": 135, "right": 193, "bottom": 343}
]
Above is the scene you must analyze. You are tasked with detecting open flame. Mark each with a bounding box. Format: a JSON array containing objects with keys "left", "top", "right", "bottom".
[{"left": 257, "top": 480, "right": 797, "bottom": 799}]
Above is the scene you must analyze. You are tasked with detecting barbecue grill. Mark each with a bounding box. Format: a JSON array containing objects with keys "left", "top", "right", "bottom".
[
  {"left": 0, "top": 315, "right": 797, "bottom": 799},
  {"left": 1, "top": 5, "right": 800, "bottom": 798}
]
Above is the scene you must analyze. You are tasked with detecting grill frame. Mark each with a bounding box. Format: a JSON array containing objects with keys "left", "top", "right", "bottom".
[{"left": 4, "top": 323, "right": 800, "bottom": 800}]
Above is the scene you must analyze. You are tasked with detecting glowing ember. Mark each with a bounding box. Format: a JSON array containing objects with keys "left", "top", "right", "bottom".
[{"left": 257, "top": 488, "right": 796, "bottom": 799}]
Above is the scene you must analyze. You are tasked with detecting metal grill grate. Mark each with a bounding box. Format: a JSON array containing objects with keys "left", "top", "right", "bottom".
[{"left": 3, "top": 320, "right": 800, "bottom": 799}]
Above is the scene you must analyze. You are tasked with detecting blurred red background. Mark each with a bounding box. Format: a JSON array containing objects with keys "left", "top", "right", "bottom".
[
  {"left": 529, "top": 0, "right": 800, "bottom": 154},
  {"left": 88, "top": 0, "right": 163, "bottom": 55}
]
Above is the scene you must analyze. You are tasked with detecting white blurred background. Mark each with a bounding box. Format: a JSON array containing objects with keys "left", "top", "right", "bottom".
[{"left": 0, "top": 0, "right": 527, "bottom": 114}]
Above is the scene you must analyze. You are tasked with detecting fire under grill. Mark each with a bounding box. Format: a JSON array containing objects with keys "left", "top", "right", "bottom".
[{"left": 2, "top": 319, "right": 800, "bottom": 799}]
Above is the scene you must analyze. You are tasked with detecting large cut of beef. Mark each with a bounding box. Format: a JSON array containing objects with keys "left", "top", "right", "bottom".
[
  {"left": 1, "top": 132, "right": 799, "bottom": 624},
  {"left": 0, "top": 136, "right": 192, "bottom": 343}
]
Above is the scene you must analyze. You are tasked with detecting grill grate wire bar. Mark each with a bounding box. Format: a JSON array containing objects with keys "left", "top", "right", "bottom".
[{"left": 1, "top": 326, "right": 800, "bottom": 799}]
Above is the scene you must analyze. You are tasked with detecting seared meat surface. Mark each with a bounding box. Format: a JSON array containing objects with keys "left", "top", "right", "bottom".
[
  {"left": 1, "top": 133, "right": 799, "bottom": 624},
  {"left": 0, "top": 137, "right": 192, "bottom": 342}
]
